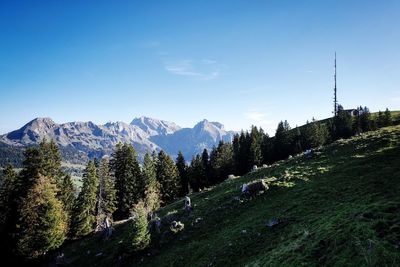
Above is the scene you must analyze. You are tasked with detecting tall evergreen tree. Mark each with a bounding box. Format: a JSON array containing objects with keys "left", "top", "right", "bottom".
[
  {"left": 188, "top": 155, "right": 205, "bottom": 192},
  {"left": 96, "top": 158, "right": 117, "bottom": 229},
  {"left": 209, "top": 141, "right": 234, "bottom": 183},
  {"left": 156, "top": 151, "right": 180, "bottom": 204},
  {"left": 111, "top": 143, "right": 141, "bottom": 219},
  {"left": 331, "top": 105, "right": 353, "bottom": 140},
  {"left": 249, "top": 126, "right": 263, "bottom": 167},
  {"left": 176, "top": 151, "right": 189, "bottom": 196},
  {"left": 201, "top": 149, "right": 210, "bottom": 186},
  {"left": 383, "top": 108, "right": 392, "bottom": 127},
  {"left": 273, "top": 120, "right": 292, "bottom": 160},
  {"left": 376, "top": 110, "right": 385, "bottom": 128},
  {"left": 71, "top": 160, "right": 99, "bottom": 238},
  {"left": 128, "top": 201, "right": 150, "bottom": 252},
  {"left": 17, "top": 174, "right": 67, "bottom": 259},
  {"left": 59, "top": 174, "right": 76, "bottom": 231},
  {"left": 142, "top": 153, "right": 161, "bottom": 212},
  {"left": 0, "top": 164, "right": 16, "bottom": 231}
]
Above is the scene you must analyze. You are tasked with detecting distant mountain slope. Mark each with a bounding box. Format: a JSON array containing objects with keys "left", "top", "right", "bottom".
[
  {"left": 59, "top": 125, "right": 400, "bottom": 266},
  {"left": 0, "top": 117, "right": 235, "bottom": 166}
]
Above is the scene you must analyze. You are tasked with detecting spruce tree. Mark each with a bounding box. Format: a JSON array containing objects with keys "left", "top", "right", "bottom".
[
  {"left": 209, "top": 141, "right": 234, "bottom": 183},
  {"left": 383, "top": 108, "right": 392, "bottom": 126},
  {"left": 111, "top": 143, "right": 141, "bottom": 219},
  {"left": 96, "top": 158, "right": 117, "bottom": 229},
  {"left": 71, "top": 160, "right": 99, "bottom": 238},
  {"left": 188, "top": 155, "right": 205, "bottom": 192},
  {"left": 142, "top": 153, "right": 161, "bottom": 212},
  {"left": 17, "top": 174, "right": 67, "bottom": 259},
  {"left": 376, "top": 110, "right": 385, "bottom": 128},
  {"left": 249, "top": 126, "right": 263, "bottom": 167},
  {"left": 59, "top": 174, "right": 76, "bottom": 231},
  {"left": 156, "top": 150, "right": 180, "bottom": 203},
  {"left": 274, "top": 120, "right": 292, "bottom": 160},
  {"left": 129, "top": 201, "right": 150, "bottom": 252},
  {"left": 176, "top": 151, "right": 189, "bottom": 196},
  {"left": 0, "top": 164, "right": 16, "bottom": 231},
  {"left": 201, "top": 149, "right": 210, "bottom": 186}
]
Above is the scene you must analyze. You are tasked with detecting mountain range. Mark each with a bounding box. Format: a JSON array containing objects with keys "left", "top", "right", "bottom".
[{"left": 0, "top": 117, "right": 235, "bottom": 166}]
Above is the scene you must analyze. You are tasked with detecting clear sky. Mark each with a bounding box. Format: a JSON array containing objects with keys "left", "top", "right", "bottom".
[{"left": 1, "top": 0, "right": 399, "bottom": 135}]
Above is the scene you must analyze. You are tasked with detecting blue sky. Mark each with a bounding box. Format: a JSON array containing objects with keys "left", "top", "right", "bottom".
[{"left": 1, "top": 0, "right": 399, "bottom": 135}]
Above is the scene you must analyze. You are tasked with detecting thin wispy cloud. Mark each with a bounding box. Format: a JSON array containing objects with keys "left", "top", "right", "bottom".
[
  {"left": 164, "top": 59, "right": 223, "bottom": 80},
  {"left": 244, "top": 109, "right": 276, "bottom": 134}
]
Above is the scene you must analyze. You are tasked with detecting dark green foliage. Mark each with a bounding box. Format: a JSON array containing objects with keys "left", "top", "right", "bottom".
[
  {"left": 18, "top": 139, "right": 63, "bottom": 198},
  {"left": 249, "top": 126, "right": 263, "bottom": 166},
  {"left": 111, "top": 143, "right": 142, "bottom": 219},
  {"left": 71, "top": 160, "right": 99, "bottom": 238},
  {"left": 176, "top": 151, "right": 189, "bottom": 196},
  {"left": 156, "top": 150, "right": 180, "bottom": 203},
  {"left": 142, "top": 153, "right": 161, "bottom": 211},
  {"left": 17, "top": 174, "right": 67, "bottom": 259},
  {"left": 188, "top": 154, "right": 206, "bottom": 192},
  {"left": 273, "top": 120, "right": 293, "bottom": 160},
  {"left": 209, "top": 141, "right": 234, "bottom": 183},
  {"left": 331, "top": 105, "right": 353, "bottom": 140},
  {"left": 201, "top": 149, "right": 211, "bottom": 186},
  {"left": 128, "top": 202, "right": 150, "bottom": 252},
  {"left": 97, "top": 158, "right": 117, "bottom": 227},
  {"left": 303, "top": 119, "right": 330, "bottom": 149},
  {"left": 59, "top": 174, "right": 76, "bottom": 230},
  {"left": 384, "top": 108, "right": 392, "bottom": 126},
  {"left": 0, "top": 164, "right": 16, "bottom": 230}
]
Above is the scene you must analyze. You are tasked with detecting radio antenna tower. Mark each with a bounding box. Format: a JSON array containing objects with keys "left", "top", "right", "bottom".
[{"left": 333, "top": 52, "right": 338, "bottom": 116}]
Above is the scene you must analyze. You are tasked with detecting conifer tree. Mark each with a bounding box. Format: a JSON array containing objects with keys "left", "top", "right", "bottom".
[
  {"left": 376, "top": 110, "right": 384, "bottom": 128},
  {"left": 249, "top": 126, "right": 263, "bottom": 167},
  {"left": 0, "top": 164, "right": 16, "bottom": 230},
  {"left": 71, "top": 160, "right": 99, "bottom": 238},
  {"left": 188, "top": 155, "right": 205, "bottom": 192},
  {"left": 201, "top": 149, "right": 210, "bottom": 186},
  {"left": 383, "top": 108, "right": 392, "bottom": 127},
  {"left": 273, "top": 120, "right": 292, "bottom": 160},
  {"left": 96, "top": 158, "right": 117, "bottom": 229},
  {"left": 111, "top": 143, "right": 141, "bottom": 219},
  {"left": 129, "top": 201, "right": 150, "bottom": 252},
  {"left": 142, "top": 153, "right": 161, "bottom": 212},
  {"left": 59, "top": 174, "right": 76, "bottom": 231},
  {"left": 175, "top": 151, "right": 189, "bottom": 196},
  {"left": 331, "top": 105, "right": 353, "bottom": 140},
  {"left": 17, "top": 174, "right": 67, "bottom": 259},
  {"left": 157, "top": 150, "right": 180, "bottom": 203},
  {"left": 209, "top": 141, "right": 234, "bottom": 183}
]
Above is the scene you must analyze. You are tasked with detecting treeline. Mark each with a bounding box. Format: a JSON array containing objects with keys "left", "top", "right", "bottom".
[{"left": 0, "top": 106, "right": 395, "bottom": 262}]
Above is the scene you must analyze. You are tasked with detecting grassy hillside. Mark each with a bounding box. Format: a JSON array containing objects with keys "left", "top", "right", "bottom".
[{"left": 58, "top": 125, "right": 400, "bottom": 266}]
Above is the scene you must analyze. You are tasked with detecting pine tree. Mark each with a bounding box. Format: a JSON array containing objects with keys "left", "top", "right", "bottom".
[
  {"left": 96, "top": 158, "right": 117, "bottom": 229},
  {"left": 175, "top": 151, "right": 189, "bottom": 196},
  {"left": 273, "top": 120, "right": 292, "bottom": 160},
  {"left": 376, "top": 110, "right": 385, "bottom": 128},
  {"left": 17, "top": 174, "right": 67, "bottom": 259},
  {"left": 142, "top": 153, "right": 161, "bottom": 212},
  {"left": 188, "top": 155, "right": 205, "bottom": 192},
  {"left": 157, "top": 150, "right": 180, "bottom": 204},
  {"left": 59, "top": 174, "right": 76, "bottom": 231},
  {"left": 201, "top": 149, "right": 210, "bottom": 186},
  {"left": 111, "top": 143, "right": 141, "bottom": 219},
  {"left": 0, "top": 164, "right": 16, "bottom": 230},
  {"left": 128, "top": 201, "right": 150, "bottom": 252},
  {"left": 71, "top": 160, "right": 99, "bottom": 238},
  {"left": 249, "top": 126, "right": 263, "bottom": 167},
  {"left": 383, "top": 108, "right": 392, "bottom": 127},
  {"left": 209, "top": 141, "right": 234, "bottom": 183},
  {"left": 331, "top": 105, "right": 353, "bottom": 140}
]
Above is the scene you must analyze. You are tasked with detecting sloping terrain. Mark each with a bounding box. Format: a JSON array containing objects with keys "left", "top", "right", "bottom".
[{"left": 58, "top": 125, "right": 400, "bottom": 266}]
